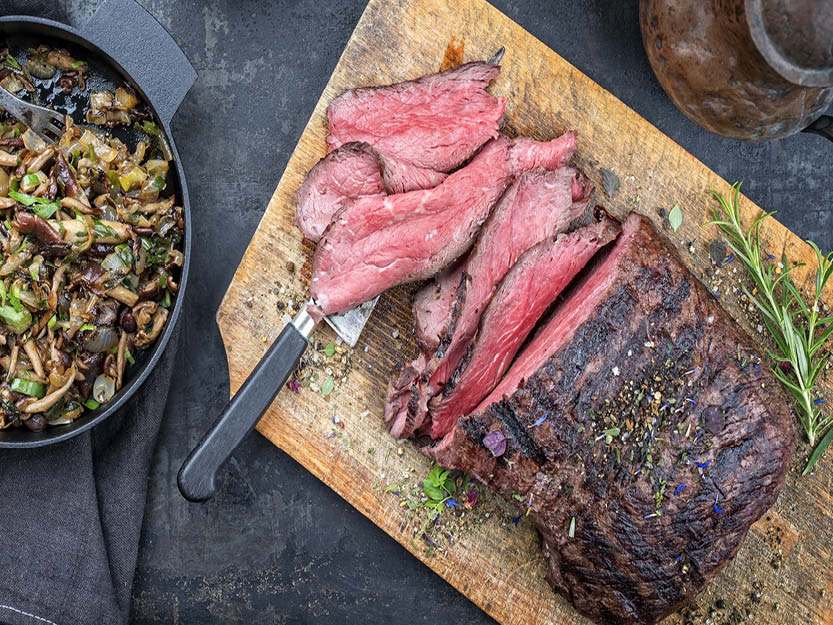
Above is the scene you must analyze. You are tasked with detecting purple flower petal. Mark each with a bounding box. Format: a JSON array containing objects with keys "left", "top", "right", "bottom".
[
  {"left": 482, "top": 430, "right": 507, "bottom": 457},
  {"left": 288, "top": 380, "right": 301, "bottom": 393},
  {"left": 466, "top": 489, "right": 479, "bottom": 508}
]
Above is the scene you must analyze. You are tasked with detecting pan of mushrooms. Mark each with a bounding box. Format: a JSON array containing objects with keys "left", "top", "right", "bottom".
[{"left": 0, "top": 0, "right": 196, "bottom": 446}]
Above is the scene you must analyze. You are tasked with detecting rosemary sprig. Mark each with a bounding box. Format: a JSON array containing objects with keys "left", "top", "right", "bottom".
[{"left": 706, "top": 182, "right": 833, "bottom": 475}]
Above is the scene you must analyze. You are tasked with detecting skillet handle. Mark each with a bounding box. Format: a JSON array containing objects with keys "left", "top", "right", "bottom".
[
  {"left": 79, "top": 0, "right": 196, "bottom": 125},
  {"left": 802, "top": 115, "right": 833, "bottom": 144},
  {"left": 177, "top": 317, "right": 311, "bottom": 502}
]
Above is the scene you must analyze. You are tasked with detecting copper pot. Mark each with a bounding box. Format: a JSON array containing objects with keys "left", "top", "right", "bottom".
[{"left": 640, "top": 0, "right": 833, "bottom": 142}]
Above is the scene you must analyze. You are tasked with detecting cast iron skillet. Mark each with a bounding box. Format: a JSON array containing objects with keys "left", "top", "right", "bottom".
[{"left": 0, "top": 0, "right": 196, "bottom": 448}]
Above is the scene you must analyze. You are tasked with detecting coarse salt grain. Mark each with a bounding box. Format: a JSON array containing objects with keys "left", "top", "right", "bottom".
[{"left": 612, "top": 366, "right": 620, "bottom": 376}]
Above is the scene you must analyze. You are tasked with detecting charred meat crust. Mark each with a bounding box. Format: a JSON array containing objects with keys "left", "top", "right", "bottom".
[{"left": 429, "top": 214, "right": 793, "bottom": 625}]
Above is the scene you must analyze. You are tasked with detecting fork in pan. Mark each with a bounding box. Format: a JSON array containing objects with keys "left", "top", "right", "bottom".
[{"left": 0, "top": 87, "right": 64, "bottom": 143}]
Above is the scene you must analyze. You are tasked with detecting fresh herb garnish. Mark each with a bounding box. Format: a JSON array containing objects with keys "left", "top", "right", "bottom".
[
  {"left": 422, "top": 465, "right": 457, "bottom": 519},
  {"left": 707, "top": 183, "right": 833, "bottom": 474},
  {"left": 668, "top": 203, "right": 683, "bottom": 232},
  {"left": 320, "top": 376, "right": 335, "bottom": 397},
  {"left": 324, "top": 342, "right": 335, "bottom": 357},
  {"left": 84, "top": 399, "right": 100, "bottom": 410},
  {"left": 78, "top": 323, "right": 95, "bottom": 333},
  {"left": 70, "top": 60, "right": 87, "bottom": 70}
]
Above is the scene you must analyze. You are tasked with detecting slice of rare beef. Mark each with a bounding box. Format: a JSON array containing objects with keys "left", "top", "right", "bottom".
[
  {"left": 427, "top": 213, "right": 793, "bottom": 625},
  {"left": 426, "top": 216, "right": 620, "bottom": 438},
  {"left": 309, "top": 132, "right": 576, "bottom": 320},
  {"left": 296, "top": 143, "right": 386, "bottom": 242},
  {"left": 384, "top": 166, "right": 593, "bottom": 438},
  {"left": 327, "top": 62, "right": 506, "bottom": 172},
  {"left": 412, "top": 256, "right": 467, "bottom": 355},
  {"left": 296, "top": 142, "right": 448, "bottom": 242}
]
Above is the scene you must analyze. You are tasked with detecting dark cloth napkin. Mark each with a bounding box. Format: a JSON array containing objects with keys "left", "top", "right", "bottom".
[
  {"left": 0, "top": 3, "right": 182, "bottom": 624},
  {"left": 0, "top": 323, "right": 180, "bottom": 625}
]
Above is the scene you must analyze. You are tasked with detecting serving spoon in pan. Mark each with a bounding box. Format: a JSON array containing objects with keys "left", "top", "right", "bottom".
[{"left": 178, "top": 46, "right": 507, "bottom": 502}]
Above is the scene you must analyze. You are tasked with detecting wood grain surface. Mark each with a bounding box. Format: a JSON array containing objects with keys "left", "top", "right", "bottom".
[{"left": 215, "top": 0, "right": 833, "bottom": 623}]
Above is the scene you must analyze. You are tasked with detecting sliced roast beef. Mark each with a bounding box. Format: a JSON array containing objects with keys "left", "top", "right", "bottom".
[
  {"left": 296, "top": 142, "right": 448, "bottom": 242},
  {"left": 426, "top": 213, "right": 793, "bottom": 625},
  {"left": 426, "top": 217, "right": 620, "bottom": 438},
  {"left": 296, "top": 143, "right": 386, "bottom": 242},
  {"left": 412, "top": 257, "right": 467, "bottom": 354},
  {"left": 326, "top": 62, "right": 506, "bottom": 172},
  {"left": 379, "top": 154, "right": 448, "bottom": 194},
  {"left": 308, "top": 132, "right": 577, "bottom": 320},
  {"left": 384, "top": 166, "right": 593, "bottom": 438}
]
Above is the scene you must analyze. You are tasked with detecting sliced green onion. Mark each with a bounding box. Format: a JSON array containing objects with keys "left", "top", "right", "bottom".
[
  {"left": 159, "top": 289, "right": 171, "bottom": 309},
  {"left": 4, "top": 54, "right": 22, "bottom": 71},
  {"left": 78, "top": 323, "right": 95, "bottom": 333},
  {"left": 8, "top": 190, "right": 37, "bottom": 206},
  {"left": 47, "top": 314, "right": 56, "bottom": 329},
  {"left": 11, "top": 378, "right": 46, "bottom": 398},
  {"left": 140, "top": 236, "right": 153, "bottom": 252},
  {"left": 9, "top": 190, "right": 57, "bottom": 208},
  {"left": 150, "top": 175, "right": 166, "bottom": 191},
  {"left": 70, "top": 60, "right": 87, "bottom": 69},
  {"left": 157, "top": 272, "right": 167, "bottom": 288},
  {"left": 32, "top": 202, "right": 60, "bottom": 220},
  {"left": 125, "top": 350, "right": 135, "bottom": 366},
  {"left": 84, "top": 399, "right": 100, "bottom": 410},
  {"left": 0, "top": 304, "right": 31, "bottom": 333},
  {"left": 141, "top": 121, "right": 159, "bottom": 136},
  {"left": 22, "top": 173, "right": 40, "bottom": 188}
]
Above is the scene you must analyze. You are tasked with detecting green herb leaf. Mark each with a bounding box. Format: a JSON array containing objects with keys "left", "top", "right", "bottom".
[
  {"left": 78, "top": 323, "right": 95, "bottom": 333},
  {"left": 320, "top": 376, "right": 335, "bottom": 397},
  {"left": 70, "top": 60, "right": 87, "bottom": 69},
  {"left": 708, "top": 182, "right": 833, "bottom": 472},
  {"left": 47, "top": 314, "right": 56, "bottom": 329},
  {"left": 324, "top": 342, "right": 335, "bottom": 357},
  {"left": 804, "top": 424, "right": 833, "bottom": 475},
  {"left": 125, "top": 350, "right": 135, "bottom": 366},
  {"left": 84, "top": 399, "right": 100, "bottom": 410},
  {"left": 669, "top": 204, "right": 683, "bottom": 232}
]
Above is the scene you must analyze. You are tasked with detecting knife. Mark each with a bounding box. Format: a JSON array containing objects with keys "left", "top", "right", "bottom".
[{"left": 177, "top": 295, "right": 378, "bottom": 502}]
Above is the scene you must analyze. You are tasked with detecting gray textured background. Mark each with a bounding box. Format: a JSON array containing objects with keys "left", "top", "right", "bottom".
[{"left": 11, "top": 0, "right": 833, "bottom": 623}]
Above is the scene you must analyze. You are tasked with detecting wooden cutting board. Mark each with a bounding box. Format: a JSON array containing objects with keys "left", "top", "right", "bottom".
[{"left": 215, "top": 0, "right": 833, "bottom": 623}]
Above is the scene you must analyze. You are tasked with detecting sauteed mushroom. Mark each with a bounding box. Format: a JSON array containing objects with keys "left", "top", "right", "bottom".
[{"left": 0, "top": 45, "right": 182, "bottom": 429}]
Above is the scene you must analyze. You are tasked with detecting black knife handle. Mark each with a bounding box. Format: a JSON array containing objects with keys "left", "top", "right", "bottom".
[{"left": 177, "top": 323, "right": 308, "bottom": 502}]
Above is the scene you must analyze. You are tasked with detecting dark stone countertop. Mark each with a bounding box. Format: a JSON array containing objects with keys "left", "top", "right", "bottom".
[{"left": 18, "top": 0, "right": 833, "bottom": 623}]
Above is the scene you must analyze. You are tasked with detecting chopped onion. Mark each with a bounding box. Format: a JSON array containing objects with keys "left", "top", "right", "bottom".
[
  {"left": 92, "top": 374, "right": 116, "bottom": 403},
  {"left": 22, "top": 128, "right": 48, "bottom": 153},
  {"left": 114, "top": 87, "right": 139, "bottom": 110},
  {"left": 101, "top": 251, "right": 129, "bottom": 275},
  {"left": 79, "top": 130, "right": 118, "bottom": 163},
  {"left": 84, "top": 327, "right": 119, "bottom": 353}
]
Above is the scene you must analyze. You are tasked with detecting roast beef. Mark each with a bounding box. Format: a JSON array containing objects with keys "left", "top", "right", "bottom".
[
  {"left": 427, "top": 213, "right": 794, "bottom": 625},
  {"left": 412, "top": 256, "right": 467, "bottom": 354},
  {"left": 296, "top": 142, "right": 448, "bottom": 242},
  {"left": 308, "top": 132, "right": 577, "bottom": 320},
  {"left": 326, "top": 62, "right": 506, "bottom": 172},
  {"left": 295, "top": 143, "right": 386, "bottom": 242},
  {"left": 384, "top": 166, "right": 593, "bottom": 438},
  {"left": 427, "top": 217, "right": 620, "bottom": 438}
]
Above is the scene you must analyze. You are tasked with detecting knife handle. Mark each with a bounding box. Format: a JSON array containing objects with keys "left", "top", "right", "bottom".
[{"left": 177, "top": 314, "right": 312, "bottom": 502}]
